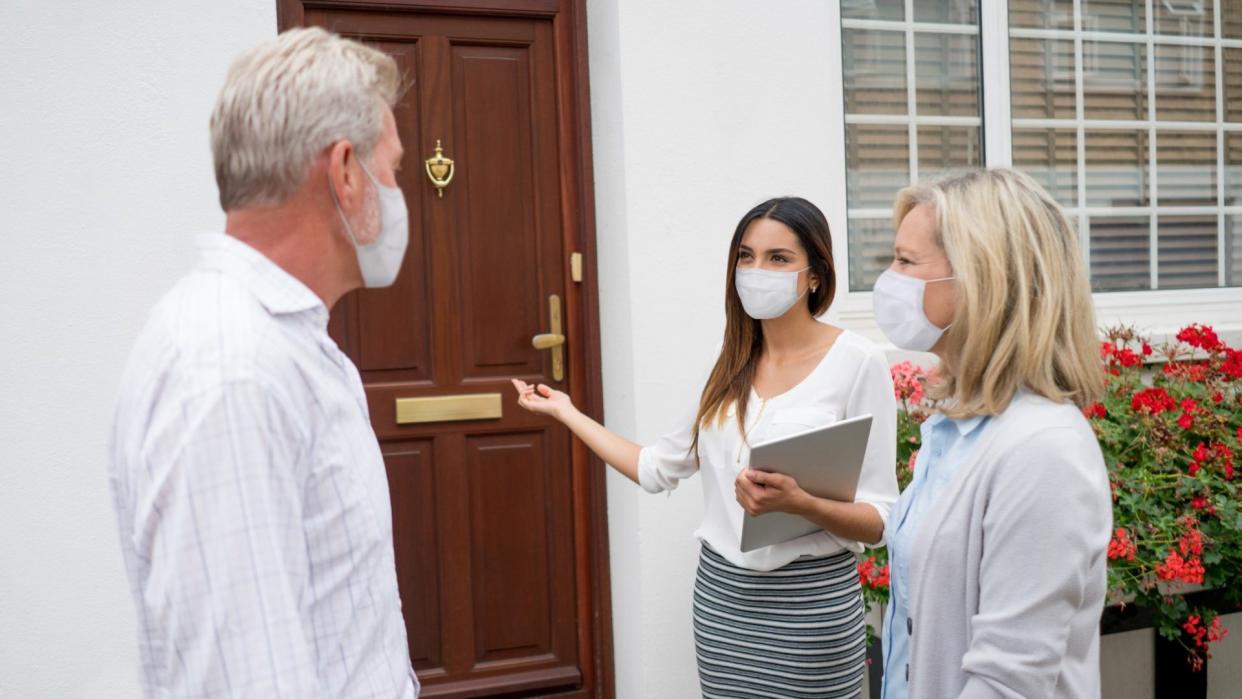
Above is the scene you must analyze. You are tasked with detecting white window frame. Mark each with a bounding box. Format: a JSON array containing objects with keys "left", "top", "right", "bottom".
[{"left": 824, "top": 0, "right": 1242, "bottom": 346}]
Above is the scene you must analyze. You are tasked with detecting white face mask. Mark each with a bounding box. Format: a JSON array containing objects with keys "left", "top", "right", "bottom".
[
  {"left": 734, "top": 266, "right": 810, "bottom": 320},
  {"left": 331, "top": 160, "right": 410, "bottom": 288},
  {"left": 871, "top": 269, "right": 955, "bottom": 351}
]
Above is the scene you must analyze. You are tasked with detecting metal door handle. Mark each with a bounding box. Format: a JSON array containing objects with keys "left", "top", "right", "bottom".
[
  {"left": 532, "top": 333, "right": 565, "bottom": 350},
  {"left": 532, "top": 294, "right": 565, "bottom": 381}
]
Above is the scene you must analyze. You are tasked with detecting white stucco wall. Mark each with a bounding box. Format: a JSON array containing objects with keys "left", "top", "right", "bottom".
[
  {"left": 0, "top": 1, "right": 275, "bottom": 696},
  {"left": 588, "top": 1, "right": 851, "bottom": 697},
  {"left": 1, "top": 0, "right": 1238, "bottom": 697}
]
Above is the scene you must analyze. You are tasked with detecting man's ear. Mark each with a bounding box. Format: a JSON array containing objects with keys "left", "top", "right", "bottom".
[{"left": 326, "top": 140, "right": 358, "bottom": 207}]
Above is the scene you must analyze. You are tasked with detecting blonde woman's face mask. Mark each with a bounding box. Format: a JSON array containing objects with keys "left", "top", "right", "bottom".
[{"left": 884, "top": 204, "right": 956, "bottom": 347}]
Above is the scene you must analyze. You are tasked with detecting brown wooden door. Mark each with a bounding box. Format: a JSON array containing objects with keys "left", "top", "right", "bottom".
[{"left": 279, "top": 2, "right": 612, "bottom": 696}]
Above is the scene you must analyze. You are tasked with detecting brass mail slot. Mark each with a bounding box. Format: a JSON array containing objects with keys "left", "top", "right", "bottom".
[{"left": 395, "top": 393, "right": 503, "bottom": 425}]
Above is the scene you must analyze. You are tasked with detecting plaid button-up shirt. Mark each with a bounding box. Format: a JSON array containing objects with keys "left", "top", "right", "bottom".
[{"left": 109, "top": 233, "right": 417, "bottom": 698}]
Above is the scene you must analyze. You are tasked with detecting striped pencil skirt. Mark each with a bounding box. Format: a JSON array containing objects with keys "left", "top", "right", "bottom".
[{"left": 692, "top": 544, "right": 866, "bottom": 698}]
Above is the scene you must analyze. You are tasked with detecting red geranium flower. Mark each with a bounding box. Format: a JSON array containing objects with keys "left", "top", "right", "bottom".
[
  {"left": 1084, "top": 402, "right": 1108, "bottom": 419},
  {"left": 889, "top": 361, "right": 926, "bottom": 404},
  {"left": 1177, "top": 324, "right": 1223, "bottom": 352},
  {"left": 1116, "top": 348, "right": 1142, "bottom": 368},
  {"left": 857, "top": 556, "right": 890, "bottom": 590},
  {"left": 1183, "top": 615, "right": 1230, "bottom": 650},
  {"left": 1107, "top": 528, "right": 1137, "bottom": 561},
  {"left": 1175, "top": 398, "right": 1199, "bottom": 430},
  {"left": 1156, "top": 548, "right": 1205, "bottom": 584},
  {"left": 1132, "top": 387, "right": 1177, "bottom": 415},
  {"left": 1223, "top": 349, "right": 1242, "bottom": 380},
  {"left": 1190, "top": 496, "right": 1216, "bottom": 515},
  {"left": 1164, "top": 362, "right": 1210, "bottom": 382}
]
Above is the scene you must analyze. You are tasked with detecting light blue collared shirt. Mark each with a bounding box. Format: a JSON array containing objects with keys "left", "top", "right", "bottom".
[{"left": 881, "top": 412, "right": 990, "bottom": 699}]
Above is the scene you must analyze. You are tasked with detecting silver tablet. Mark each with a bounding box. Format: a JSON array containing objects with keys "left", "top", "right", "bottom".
[{"left": 739, "top": 413, "right": 873, "bottom": 553}]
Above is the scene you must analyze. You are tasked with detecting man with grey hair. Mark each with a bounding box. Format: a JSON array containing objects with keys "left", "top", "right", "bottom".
[{"left": 109, "top": 27, "right": 418, "bottom": 697}]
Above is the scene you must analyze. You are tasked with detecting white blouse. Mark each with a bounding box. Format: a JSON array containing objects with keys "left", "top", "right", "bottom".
[{"left": 637, "top": 329, "right": 899, "bottom": 571}]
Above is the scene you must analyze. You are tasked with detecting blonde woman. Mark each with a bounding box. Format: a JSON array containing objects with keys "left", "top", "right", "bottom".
[
  {"left": 512, "top": 197, "right": 898, "bottom": 697},
  {"left": 875, "top": 169, "right": 1111, "bottom": 699}
]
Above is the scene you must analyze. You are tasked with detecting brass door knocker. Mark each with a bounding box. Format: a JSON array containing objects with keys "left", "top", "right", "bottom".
[{"left": 424, "top": 140, "right": 455, "bottom": 198}]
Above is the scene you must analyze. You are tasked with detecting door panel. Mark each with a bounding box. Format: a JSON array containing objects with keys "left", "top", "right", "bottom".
[
  {"left": 358, "top": 39, "right": 436, "bottom": 376},
  {"left": 453, "top": 43, "right": 544, "bottom": 377},
  {"left": 382, "top": 438, "right": 443, "bottom": 670},
  {"left": 283, "top": 3, "right": 609, "bottom": 696},
  {"left": 466, "top": 433, "right": 553, "bottom": 663}
]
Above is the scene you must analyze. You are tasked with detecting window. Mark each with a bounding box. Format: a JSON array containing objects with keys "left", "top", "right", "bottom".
[
  {"left": 837, "top": 0, "right": 1242, "bottom": 306},
  {"left": 1010, "top": 0, "right": 1242, "bottom": 291},
  {"left": 841, "top": 1, "right": 984, "bottom": 291}
]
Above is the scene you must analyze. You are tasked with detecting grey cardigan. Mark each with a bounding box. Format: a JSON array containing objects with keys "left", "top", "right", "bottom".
[{"left": 903, "top": 392, "right": 1112, "bottom": 699}]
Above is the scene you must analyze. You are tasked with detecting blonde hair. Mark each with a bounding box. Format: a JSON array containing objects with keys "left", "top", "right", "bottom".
[
  {"left": 210, "top": 27, "right": 399, "bottom": 211},
  {"left": 893, "top": 168, "right": 1104, "bottom": 418}
]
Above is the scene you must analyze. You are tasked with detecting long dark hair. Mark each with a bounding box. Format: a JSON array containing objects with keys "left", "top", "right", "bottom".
[{"left": 689, "top": 197, "right": 837, "bottom": 456}]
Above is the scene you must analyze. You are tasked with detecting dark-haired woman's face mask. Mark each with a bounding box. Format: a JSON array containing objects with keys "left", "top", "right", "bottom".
[
  {"left": 735, "top": 267, "right": 810, "bottom": 319},
  {"left": 735, "top": 218, "right": 816, "bottom": 320}
]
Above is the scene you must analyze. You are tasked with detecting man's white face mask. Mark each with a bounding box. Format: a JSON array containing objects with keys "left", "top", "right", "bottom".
[{"left": 331, "top": 159, "right": 410, "bottom": 288}]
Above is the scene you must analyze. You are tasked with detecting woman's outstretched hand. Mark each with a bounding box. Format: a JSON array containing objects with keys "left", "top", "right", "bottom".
[
  {"left": 511, "top": 379, "right": 575, "bottom": 421},
  {"left": 510, "top": 378, "right": 643, "bottom": 484}
]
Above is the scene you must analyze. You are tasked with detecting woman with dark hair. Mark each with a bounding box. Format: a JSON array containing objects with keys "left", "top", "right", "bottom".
[{"left": 511, "top": 197, "right": 897, "bottom": 698}]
